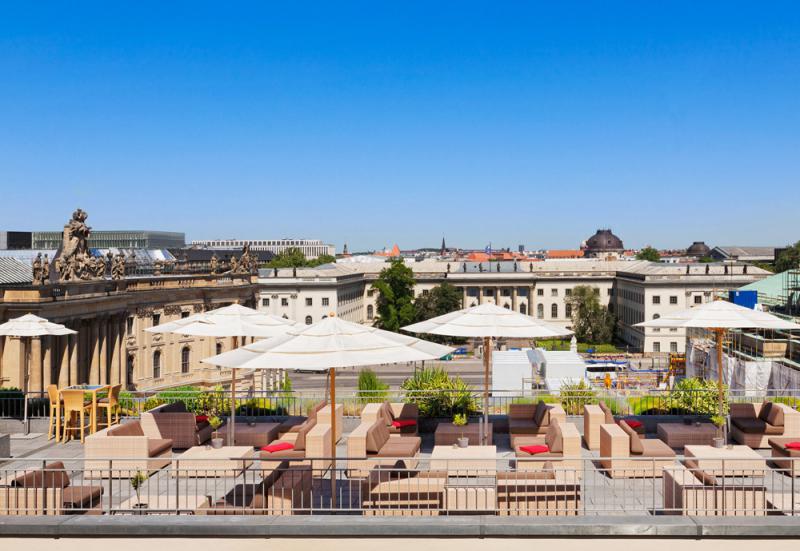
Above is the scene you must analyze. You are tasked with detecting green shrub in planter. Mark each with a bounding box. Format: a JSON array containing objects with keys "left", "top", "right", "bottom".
[
  {"left": 357, "top": 368, "right": 389, "bottom": 405},
  {"left": 401, "top": 367, "right": 479, "bottom": 418},
  {"left": 558, "top": 380, "right": 596, "bottom": 415},
  {"left": 668, "top": 377, "right": 728, "bottom": 416}
]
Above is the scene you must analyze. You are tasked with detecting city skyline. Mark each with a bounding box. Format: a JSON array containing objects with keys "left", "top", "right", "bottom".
[{"left": 1, "top": 3, "right": 798, "bottom": 250}]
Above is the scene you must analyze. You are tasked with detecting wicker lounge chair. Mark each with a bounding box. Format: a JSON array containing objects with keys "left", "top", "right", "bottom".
[
  {"left": 730, "top": 402, "right": 800, "bottom": 449},
  {"left": 347, "top": 419, "right": 421, "bottom": 478},
  {"left": 361, "top": 401, "right": 420, "bottom": 436},
  {"left": 513, "top": 420, "right": 581, "bottom": 472},
  {"left": 0, "top": 461, "right": 104, "bottom": 515},
  {"left": 599, "top": 421, "right": 675, "bottom": 478},
  {"left": 508, "top": 401, "right": 565, "bottom": 437},
  {"left": 84, "top": 420, "right": 173, "bottom": 477},
  {"left": 584, "top": 402, "right": 645, "bottom": 450},
  {"left": 663, "top": 465, "right": 767, "bottom": 516},
  {"left": 141, "top": 401, "right": 213, "bottom": 449}
]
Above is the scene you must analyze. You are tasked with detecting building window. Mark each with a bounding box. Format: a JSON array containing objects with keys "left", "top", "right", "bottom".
[
  {"left": 126, "top": 317, "right": 134, "bottom": 335},
  {"left": 670, "top": 341, "right": 678, "bottom": 353},
  {"left": 367, "top": 305, "right": 374, "bottom": 320},
  {"left": 152, "top": 350, "right": 161, "bottom": 379},
  {"left": 503, "top": 303, "right": 510, "bottom": 309},
  {"left": 305, "top": 315, "right": 313, "bottom": 325},
  {"left": 367, "top": 289, "right": 374, "bottom": 297},
  {"left": 551, "top": 289, "right": 558, "bottom": 297},
  {"left": 262, "top": 298, "right": 270, "bottom": 307},
  {"left": 670, "top": 296, "right": 678, "bottom": 304},
  {"left": 181, "top": 311, "right": 190, "bottom": 319},
  {"left": 281, "top": 298, "right": 289, "bottom": 306},
  {"left": 653, "top": 314, "right": 660, "bottom": 319},
  {"left": 322, "top": 298, "right": 329, "bottom": 307},
  {"left": 565, "top": 304, "right": 572, "bottom": 318},
  {"left": 537, "top": 289, "right": 544, "bottom": 296},
  {"left": 694, "top": 295, "right": 702, "bottom": 304},
  {"left": 565, "top": 289, "right": 572, "bottom": 297},
  {"left": 216, "top": 342, "right": 223, "bottom": 355},
  {"left": 607, "top": 288, "right": 613, "bottom": 296},
  {"left": 653, "top": 342, "right": 661, "bottom": 353},
  {"left": 501, "top": 288, "right": 511, "bottom": 297},
  {"left": 518, "top": 288, "right": 528, "bottom": 297},
  {"left": 551, "top": 304, "right": 558, "bottom": 318},
  {"left": 484, "top": 288, "right": 494, "bottom": 297},
  {"left": 652, "top": 296, "right": 660, "bottom": 304},
  {"left": 181, "top": 347, "right": 190, "bottom": 374},
  {"left": 537, "top": 304, "right": 544, "bottom": 318},
  {"left": 306, "top": 298, "right": 313, "bottom": 307},
  {"left": 152, "top": 313, "right": 161, "bottom": 327}
]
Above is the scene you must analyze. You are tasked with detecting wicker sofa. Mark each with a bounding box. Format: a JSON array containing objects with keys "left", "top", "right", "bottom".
[
  {"left": 497, "top": 469, "right": 581, "bottom": 516},
  {"left": 599, "top": 421, "right": 675, "bottom": 478},
  {"left": 584, "top": 403, "right": 645, "bottom": 451},
  {"left": 259, "top": 416, "right": 333, "bottom": 470},
  {"left": 141, "top": 401, "right": 213, "bottom": 449},
  {"left": 360, "top": 401, "right": 420, "bottom": 436},
  {"left": 767, "top": 437, "right": 800, "bottom": 476},
  {"left": 84, "top": 420, "right": 173, "bottom": 477},
  {"left": 663, "top": 465, "right": 767, "bottom": 516},
  {"left": 347, "top": 419, "right": 421, "bottom": 478},
  {"left": 0, "top": 461, "right": 104, "bottom": 515},
  {"left": 730, "top": 402, "right": 800, "bottom": 449},
  {"left": 508, "top": 401, "right": 566, "bottom": 437},
  {"left": 513, "top": 420, "right": 582, "bottom": 472},
  {"left": 198, "top": 464, "right": 313, "bottom": 515}
]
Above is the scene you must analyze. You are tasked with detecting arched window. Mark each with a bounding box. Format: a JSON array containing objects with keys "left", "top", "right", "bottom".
[
  {"left": 653, "top": 314, "right": 660, "bottom": 319},
  {"left": 126, "top": 355, "right": 135, "bottom": 386},
  {"left": 367, "top": 305, "right": 374, "bottom": 320},
  {"left": 216, "top": 342, "right": 223, "bottom": 355},
  {"left": 181, "top": 347, "right": 190, "bottom": 374},
  {"left": 305, "top": 315, "right": 313, "bottom": 325},
  {"left": 551, "top": 304, "right": 558, "bottom": 318},
  {"left": 152, "top": 350, "right": 161, "bottom": 379},
  {"left": 503, "top": 303, "right": 510, "bottom": 309},
  {"left": 537, "top": 304, "right": 544, "bottom": 318},
  {"left": 565, "top": 304, "right": 572, "bottom": 319},
  {"left": 519, "top": 304, "right": 527, "bottom": 315}
]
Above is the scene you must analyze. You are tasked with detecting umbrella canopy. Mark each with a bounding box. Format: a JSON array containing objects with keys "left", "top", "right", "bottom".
[
  {"left": 635, "top": 300, "right": 800, "bottom": 436},
  {"left": 634, "top": 300, "right": 800, "bottom": 331},
  {"left": 0, "top": 313, "right": 76, "bottom": 337},
  {"left": 402, "top": 303, "right": 573, "bottom": 444},
  {"left": 0, "top": 313, "right": 76, "bottom": 434},
  {"left": 145, "top": 303, "right": 296, "bottom": 338},
  {"left": 402, "top": 303, "right": 573, "bottom": 338},
  {"left": 203, "top": 315, "right": 452, "bottom": 506}
]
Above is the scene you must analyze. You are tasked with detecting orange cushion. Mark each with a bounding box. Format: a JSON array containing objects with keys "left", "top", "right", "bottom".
[
  {"left": 391, "top": 420, "right": 417, "bottom": 428},
  {"left": 261, "top": 442, "right": 294, "bottom": 453},
  {"left": 519, "top": 444, "right": 549, "bottom": 455},
  {"left": 785, "top": 442, "right": 800, "bottom": 450}
]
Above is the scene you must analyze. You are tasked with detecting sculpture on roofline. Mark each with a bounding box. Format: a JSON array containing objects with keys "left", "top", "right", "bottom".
[
  {"left": 32, "top": 253, "right": 43, "bottom": 285},
  {"left": 111, "top": 253, "right": 126, "bottom": 280},
  {"left": 209, "top": 252, "right": 219, "bottom": 274},
  {"left": 56, "top": 208, "right": 106, "bottom": 282},
  {"left": 41, "top": 254, "right": 50, "bottom": 285}
]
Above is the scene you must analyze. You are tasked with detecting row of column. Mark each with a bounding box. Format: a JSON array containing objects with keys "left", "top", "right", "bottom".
[
  {"left": 461, "top": 285, "right": 535, "bottom": 313},
  {"left": 21, "top": 313, "right": 128, "bottom": 393}
]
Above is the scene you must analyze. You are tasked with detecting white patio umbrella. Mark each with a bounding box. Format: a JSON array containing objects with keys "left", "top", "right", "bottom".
[
  {"left": 635, "top": 300, "right": 800, "bottom": 432},
  {"left": 146, "top": 304, "right": 296, "bottom": 445},
  {"left": 402, "top": 303, "right": 573, "bottom": 443},
  {"left": 0, "top": 314, "right": 76, "bottom": 434},
  {"left": 202, "top": 314, "right": 453, "bottom": 505}
]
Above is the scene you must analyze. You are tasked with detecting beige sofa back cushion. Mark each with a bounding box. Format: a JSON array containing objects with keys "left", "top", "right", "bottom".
[
  {"left": 108, "top": 421, "right": 144, "bottom": 437},
  {"left": 619, "top": 420, "right": 643, "bottom": 454},
  {"left": 365, "top": 420, "right": 391, "bottom": 454},
  {"left": 533, "top": 401, "right": 548, "bottom": 426},
  {"left": 767, "top": 403, "right": 785, "bottom": 427},
  {"left": 544, "top": 421, "right": 563, "bottom": 453},
  {"left": 598, "top": 401, "right": 614, "bottom": 424}
]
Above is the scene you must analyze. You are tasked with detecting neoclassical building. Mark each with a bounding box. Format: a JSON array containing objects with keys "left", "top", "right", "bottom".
[
  {"left": 0, "top": 274, "right": 258, "bottom": 393},
  {"left": 257, "top": 259, "right": 767, "bottom": 354}
]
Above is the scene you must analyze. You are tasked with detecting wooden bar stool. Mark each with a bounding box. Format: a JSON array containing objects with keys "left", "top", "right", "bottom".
[
  {"left": 46, "top": 384, "right": 62, "bottom": 442},
  {"left": 96, "top": 384, "right": 122, "bottom": 430},
  {"left": 60, "top": 389, "right": 93, "bottom": 444}
]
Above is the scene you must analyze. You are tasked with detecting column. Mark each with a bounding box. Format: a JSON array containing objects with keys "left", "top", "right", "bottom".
[
  {"left": 59, "top": 334, "right": 70, "bottom": 387},
  {"left": 110, "top": 317, "right": 120, "bottom": 385},
  {"left": 99, "top": 318, "right": 107, "bottom": 385},
  {"left": 30, "top": 337, "right": 43, "bottom": 394},
  {"left": 90, "top": 320, "right": 100, "bottom": 385},
  {"left": 530, "top": 285, "right": 536, "bottom": 317},
  {"left": 462, "top": 286, "right": 467, "bottom": 309},
  {"left": 511, "top": 287, "right": 517, "bottom": 312},
  {"left": 42, "top": 337, "right": 52, "bottom": 389},
  {"left": 69, "top": 326, "right": 79, "bottom": 385},
  {"left": 478, "top": 287, "right": 483, "bottom": 305}
]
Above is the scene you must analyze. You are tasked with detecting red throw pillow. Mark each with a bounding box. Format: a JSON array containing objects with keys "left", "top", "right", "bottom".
[
  {"left": 519, "top": 444, "right": 549, "bottom": 455},
  {"left": 624, "top": 420, "right": 643, "bottom": 429},
  {"left": 260, "top": 442, "right": 294, "bottom": 453},
  {"left": 195, "top": 415, "right": 208, "bottom": 423},
  {"left": 785, "top": 441, "right": 800, "bottom": 450},
  {"left": 391, "top": 420, "right": 417, "bottom": 428}
]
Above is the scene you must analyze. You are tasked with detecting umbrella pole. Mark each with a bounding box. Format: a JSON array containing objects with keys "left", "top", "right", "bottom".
[
  {"left": 229, "top": 336, "right": 239, "bottom": 447},
  {"left": 23, "top": 337, "right": 30, "bottom": 435},
  {"left": 483, "top": 336, "right": 491, "bottom": 445},
  {"left": 715, "top": 328, "right": 726, "bottom": 440},
  {"left": 330, "top": 367, "right": 337, "bottom": 509}
]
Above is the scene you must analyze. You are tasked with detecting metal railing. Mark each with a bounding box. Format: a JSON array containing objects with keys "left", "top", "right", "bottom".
[
  {"left": 0, "top": 455, "right": 795, "bottom": 517},
  {"left": 3, "top": 388, "right": 800, "bottom": 421}
]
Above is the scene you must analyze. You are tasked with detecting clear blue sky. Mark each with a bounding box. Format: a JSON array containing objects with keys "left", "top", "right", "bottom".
[{"left": 1, "top": 2, "right": 798, "bottom": 252}]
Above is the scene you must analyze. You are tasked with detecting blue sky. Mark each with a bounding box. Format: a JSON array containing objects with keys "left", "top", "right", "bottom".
[{"left": 1, "top": 2, "right": 799, "bottom": 252}]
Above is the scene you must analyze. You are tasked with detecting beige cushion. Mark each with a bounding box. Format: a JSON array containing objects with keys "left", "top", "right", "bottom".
[
  {"left": 639, "top": 439, "right": 675, "bottom": 458},
  {"left": 294, "top": 417, "right": 316, "bottom": 451},
  {"left": 365, "top": 421, "right": 391, "bottom": 454},
  {"left": 767, "top": 403, "right": 785, "bottom": 427},
  {"left": 619, "top": 420, "right": 643, "bottom": 455},
  {"left": 544, "top": 422, "right": 563, "bottom": 453},
  {"left": 375, "top": 437, "right": 421, "bottom": 458},
  {"left": 598, "top": 401, "right": 614, "bottom": 424},
  {"left": 758, "top": 401, "right": 774, "bottom": 423},
  {"left": 148, "top": 438, "right": 173, "bottom": 456},
  {"left": 108, "top": 421, "right": 144, "bottom": 437},
  {"left": 533, "top": 401, "right": 548, "bottom": 427}
]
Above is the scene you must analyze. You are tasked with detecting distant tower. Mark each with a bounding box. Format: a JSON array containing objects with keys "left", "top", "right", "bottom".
[
  {"left": 343, "top": 243, "right": 349, "bottom": 255},
  {"left": 441, "top": 237, "right": 446, "bottom": 256}
]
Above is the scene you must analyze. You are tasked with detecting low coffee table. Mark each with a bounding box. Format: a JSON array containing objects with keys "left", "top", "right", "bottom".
[
  {"left": 173, "top": 445, "right": 254, "bottom": 477},
  {"left": 434, "top": 422, "right": 493, "bottom": 446},
  {"left": 430, "top": 445, "right": 497, "bottom": 475},
  {"left": 657, "top": 422, "right": 717, "bottom": 449},
  {"left": 684, "top": 445, "right": 767, "bottom": 477},
  {"left": 216, "top": 422, "right": 281, "bottom": 448},
  {"left": 116, "top": 494, "right": 211, "bottom": 515}
]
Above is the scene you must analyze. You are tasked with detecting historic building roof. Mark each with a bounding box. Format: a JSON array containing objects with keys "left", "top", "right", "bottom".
[
  {"left": 583, "top": 229, "right": 624, "bottom": 255},
  {"left": 686, "top": 241, "right": 711, "bottom": 257}
]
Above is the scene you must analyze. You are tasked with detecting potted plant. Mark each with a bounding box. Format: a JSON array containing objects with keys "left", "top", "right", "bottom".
[
  {"left": 710, "top": 415, "right": 726, "bottom": 448},
  {"left": 453, "top": 412, "right": 469, "bottom": 448},
  {"left": 209, "top": 416, "right": 224, "bottom": 448},
  {"left": 130, "top": 471, "right": 148, "bottom": 513}
]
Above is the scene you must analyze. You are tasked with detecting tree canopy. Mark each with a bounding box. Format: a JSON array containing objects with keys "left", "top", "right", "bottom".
[
  {"left": 566, "top": 285, "right": 616, "bottom": 344},
  {"left": 413, "top": 282, "right": 462, "bottom": 322},
  {"left": 371, "top": 258, "right": 416, "bottom": 332},
  {"left": 635, "top": 246, "right": 661, "bottom": 262},
  {"left": 265, "top": 248, "right": 336, "bottom": 269},
  {"left": 775, "top": 241, "right": 800, "bottom": 273}
]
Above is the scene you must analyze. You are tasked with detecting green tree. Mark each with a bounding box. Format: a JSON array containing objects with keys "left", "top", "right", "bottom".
[
  {"left": 372, "top": 258, "right": 416, "bottom": 332},
  {"left": 265, "top": 247, "right": 308, "bottom": 268},
  {"left": 308, "top": 254, "right": 336, "bottom": 267},
  {"left": 635, "top": 246, "right": 661, "bottom": 262},
  {"left": 414, "top": 282, "right": 462, "bottom": 322},
  {"left": 775, "top": 241, "right": 800, "bottom": 273},
  {"left": 566, "top": 285, "right": 616, "bottom": 344}
]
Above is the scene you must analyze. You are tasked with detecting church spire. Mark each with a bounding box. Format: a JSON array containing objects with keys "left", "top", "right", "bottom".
[{"left": 441, "top": 237, "right": 446, "bottom": 255}]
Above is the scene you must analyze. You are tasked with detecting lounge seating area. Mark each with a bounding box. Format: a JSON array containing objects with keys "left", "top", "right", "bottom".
[{"left": 730, "top": 402, "right": 800, "bottom": 448}]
